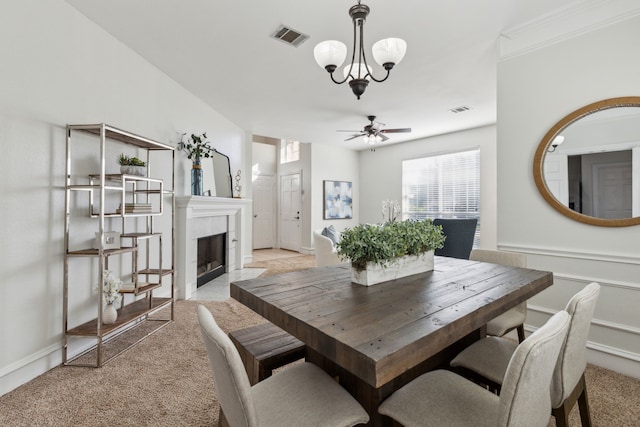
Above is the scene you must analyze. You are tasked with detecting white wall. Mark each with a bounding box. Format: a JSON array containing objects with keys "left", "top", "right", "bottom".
[
  {"left": 0, "top": 0, "right": 249, "bottom": 395},
  {"left": 358, "top": 126, "right": 498, "bottom": 249},
  {"left": 310, "top": 143, "right": 360, "bottom": 250},
  {"left": 498, "top": 16, "right": 640, "bottom": 378}
]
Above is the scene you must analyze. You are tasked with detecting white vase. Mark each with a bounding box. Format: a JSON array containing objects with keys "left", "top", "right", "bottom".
[
  {"left": 350, "top": 251, "right": 435, "bottom": 286},
  {"left": 103, "top": 304, "right": 118, "bottom": 325}
]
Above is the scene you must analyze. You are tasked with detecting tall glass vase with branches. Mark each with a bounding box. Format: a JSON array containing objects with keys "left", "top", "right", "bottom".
[{"left": 178, "top": 132, "right": 215, "bottom": 196}]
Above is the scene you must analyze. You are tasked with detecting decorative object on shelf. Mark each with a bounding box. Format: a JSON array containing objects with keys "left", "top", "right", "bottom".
[
  {"left": 313, "top": 1, "right": 407, "bottom": 99},
  {"left": 336, "top": 219, "right": 445, "bottom": 286},
  {"left": 99, "top": 270, "right": 122, "bottom": 324},
  {"left": 178, "top": 132, "right": 216, "bottom": 196},
  {"left": 102, "top": 304, "right": 118, "bottom": 325},
  {"left": 234, "top": 170, "right": 242, "bottom": 198},
  {"left": 323, "top": 180, "right": 353, "bottom": 219},
  {"left": 117, "top": 153, "right": 147, "bottom": 176},
  {"left": 382, "top": 199, "right": 400, "bottom": 223},
  {"left": 93, "top": 231, "right": 121, "bottom": 250}
]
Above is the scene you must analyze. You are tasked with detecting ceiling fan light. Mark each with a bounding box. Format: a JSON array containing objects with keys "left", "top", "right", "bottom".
[
  {"left": 363, "top": 135, "right": 370, "bottom": 144},
  {"left": 343, "top": 62, "right": 372, "bottom": 80},
  {"left": 372, "top": 38, "right": 407, "bottom": 68},
  {"left": 314, "top": 40, "right": 347, "bottom": 70},
  {"left": 375, "top": 134, "right": 382, "bottom": 143}
]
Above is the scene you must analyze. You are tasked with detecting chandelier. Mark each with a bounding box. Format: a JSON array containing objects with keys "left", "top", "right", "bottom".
[{"left": 313, "top": 1, "right": 407, "bottom": 100}]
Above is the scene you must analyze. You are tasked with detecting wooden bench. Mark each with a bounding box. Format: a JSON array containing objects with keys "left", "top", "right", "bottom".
[{"left": 229, "top": 322, "right": 306, "bottom": 385}]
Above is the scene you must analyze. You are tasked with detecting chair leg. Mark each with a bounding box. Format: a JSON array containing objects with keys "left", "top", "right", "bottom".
[
  {"left": 552, "top": 373, "right": 591, "bottom": 427},
  {"left": 516, "top": 324, "right": 525, "bottom": 343},
  {"left": 553, "top": 404, "right": 570, "bottom": 427},
  {"left": 577, "top": 380, "right": 593, "bottom": 427}
]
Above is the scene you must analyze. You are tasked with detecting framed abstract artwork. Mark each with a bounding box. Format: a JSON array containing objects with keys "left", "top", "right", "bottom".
[{"left": 323, "top": 180, "right": 353, "bottom": 219}]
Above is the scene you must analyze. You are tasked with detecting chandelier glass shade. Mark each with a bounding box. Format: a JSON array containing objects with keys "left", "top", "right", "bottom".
[{"left": 313, "top": 1, "right": 406, "bottom": 99}]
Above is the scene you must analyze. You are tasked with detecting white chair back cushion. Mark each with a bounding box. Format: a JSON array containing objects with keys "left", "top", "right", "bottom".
[
  {"left": 551, "top": 282, "right": 600, "bottom": 407},
  {"left": 498, "top": 310, "right": 570, "bottom": 427},
  {"left": 313, "top": 229, "right": 342, "bottom": 267},
  {"left": 197, "top": 305, "right": 258, "bottom": 427},
  {"left": 470, "top": 249, "right": 528, "bottom": 323},
  {"left": 469, "top": 249, "right": 527, "bottom": 268}
]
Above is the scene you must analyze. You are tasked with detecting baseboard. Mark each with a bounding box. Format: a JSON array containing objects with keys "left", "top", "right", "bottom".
[
  {"left": 0, "top": 344, "right": 61, "bottom": 397},
  {"left": 299, "top": 246, "right": 314, "bottom": 256}
]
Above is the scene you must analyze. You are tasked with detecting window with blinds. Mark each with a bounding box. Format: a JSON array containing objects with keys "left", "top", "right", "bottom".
[{"left": 402, "top": 148, "right": 480, "bottom": 245}]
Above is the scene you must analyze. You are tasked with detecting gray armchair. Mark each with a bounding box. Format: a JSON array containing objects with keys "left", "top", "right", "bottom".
[{"left": 433, "top": 218, "right": 477, "bottom": 259}]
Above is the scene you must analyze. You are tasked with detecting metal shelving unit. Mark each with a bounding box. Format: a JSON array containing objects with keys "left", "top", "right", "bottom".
[{"left": 63, "top": 123, "right": 175, "bottom": 367}]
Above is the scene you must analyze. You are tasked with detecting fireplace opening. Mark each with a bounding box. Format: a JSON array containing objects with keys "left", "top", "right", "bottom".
[{"left": 197, "top": 233, "right": 226, "bottom": 286}]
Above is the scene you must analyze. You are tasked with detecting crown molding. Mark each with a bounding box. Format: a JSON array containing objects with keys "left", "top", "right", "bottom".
[{"left": 499, "top": 0, "right": 640, "bottom": 60}]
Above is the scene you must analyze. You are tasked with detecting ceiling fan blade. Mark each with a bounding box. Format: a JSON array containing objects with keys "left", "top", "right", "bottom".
[
  {"left": 378, "top": 133, "right": 390, "bottom": 142},
  {"left": 380, "top": 128, "right": 412, "bottom": 134},
  {"left": 336, "top": 130, "right": 362, "bottom": 132},
  {"left": 371, "top": 121, "right": 385, "bottom": 130},
  {"left": 344, "top": 134, "right": 364, "bottom": 141}
]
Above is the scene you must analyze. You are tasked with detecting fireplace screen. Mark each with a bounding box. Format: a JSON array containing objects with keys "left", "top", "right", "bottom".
[{"left": 197, "top": 233, "right": 226, "bottom": 286}]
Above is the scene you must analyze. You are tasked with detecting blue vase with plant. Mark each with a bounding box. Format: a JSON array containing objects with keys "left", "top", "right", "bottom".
[{"left": 178, "top": 132, "right": 215, "bottom": 196}]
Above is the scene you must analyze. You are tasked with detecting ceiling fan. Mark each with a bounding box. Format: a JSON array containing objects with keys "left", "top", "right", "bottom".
[{"left": 338, "top": 115, "right": 411, "bottom": 144}]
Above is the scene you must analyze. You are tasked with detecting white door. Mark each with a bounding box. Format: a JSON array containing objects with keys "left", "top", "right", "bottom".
[
  {"left": 252, "top": 175, "right": 276, "bottom": 249},
  {"left": 593, "top": 162, "right": 632, "bottom": 219},
  {"left": 279, "top": 173, "right": 302, "bottom": 252}
]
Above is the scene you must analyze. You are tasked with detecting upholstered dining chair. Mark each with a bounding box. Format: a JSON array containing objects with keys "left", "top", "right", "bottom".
[
  {"left": 196, "top": 305, "right": 369, "bottom": 427},
  {"left": 378, "top": 310, "right": 570, "bottom": 427},
  {"left": 450, "top": 282, "right": 600, "bottom": 427},
  {"left": 470, "top": 249, "right": 528, "bottom": 342},
  {"left": 433, "top": 218, "right": 477, "bottom": 259}
]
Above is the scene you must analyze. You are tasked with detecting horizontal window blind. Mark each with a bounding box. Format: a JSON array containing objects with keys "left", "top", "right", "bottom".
[{"left": 402, "top": 149, "right": 480, "bottom": 245}]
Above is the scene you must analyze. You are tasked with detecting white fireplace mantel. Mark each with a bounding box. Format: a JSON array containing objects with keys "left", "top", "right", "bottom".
[{"left": 175, "top": 196, "right": 252, "bottom": 300}]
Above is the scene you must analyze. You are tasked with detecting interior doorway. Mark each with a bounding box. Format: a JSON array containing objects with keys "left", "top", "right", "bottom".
[
  {"left": 252, "top": 174, "right": 276, "bottom": 249},
  {"left": 279, "top": 172, "right": 302, "bottom": 252}
]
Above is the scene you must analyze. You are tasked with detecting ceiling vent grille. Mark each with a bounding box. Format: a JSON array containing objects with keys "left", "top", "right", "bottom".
[
  {"left": 271, "top": 25, "right": 309, "bottom": 47},
  {"left": 450, "top": 106, "right": 471, "bottom": 114}
]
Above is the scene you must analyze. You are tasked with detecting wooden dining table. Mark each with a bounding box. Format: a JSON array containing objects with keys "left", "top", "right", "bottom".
[{"left": 231, "top": 256, "right": 553, "bottom": 426}]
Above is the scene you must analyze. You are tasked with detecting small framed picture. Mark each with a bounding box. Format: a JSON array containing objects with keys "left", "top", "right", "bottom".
[{"left": 323, "top": 180, "right": 353, "bottom": 219}]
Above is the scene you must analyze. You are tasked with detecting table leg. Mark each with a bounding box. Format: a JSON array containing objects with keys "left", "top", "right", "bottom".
[{"left": 306, "top": 328, "right": 484, "bottom": 427}]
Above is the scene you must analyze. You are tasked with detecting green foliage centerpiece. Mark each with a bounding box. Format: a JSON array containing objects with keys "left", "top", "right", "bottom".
[{"left": 336, "top": 219, "right": 445, "bottom": 285}]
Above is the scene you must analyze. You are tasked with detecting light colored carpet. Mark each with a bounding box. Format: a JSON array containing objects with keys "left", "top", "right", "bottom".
[
  {"left": 1, "top": 256, "right": 639, "bottom": 426},
  {"left": 244, "top": 254, "right": 317, "bottom": 276}
]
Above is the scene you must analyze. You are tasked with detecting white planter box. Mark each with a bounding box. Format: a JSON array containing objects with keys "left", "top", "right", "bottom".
[
  {"left": 120, "top": 165, "right": 146, "bottom": 176},
  {"left": 350, "top": 251, "right": 434, "bottom": 286}
]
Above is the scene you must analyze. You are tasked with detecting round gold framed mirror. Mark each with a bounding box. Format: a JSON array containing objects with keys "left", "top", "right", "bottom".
[{"left": 533, "top": 96, "right": 640, "bottom": 227}]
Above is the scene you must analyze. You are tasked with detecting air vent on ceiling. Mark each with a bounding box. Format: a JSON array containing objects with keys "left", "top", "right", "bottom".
[
  {"left": 449, "top": 106, "right": 471, "bottom": 114},
  {"left": 271, "top": 25, "right": 309, "bottom": 47}
]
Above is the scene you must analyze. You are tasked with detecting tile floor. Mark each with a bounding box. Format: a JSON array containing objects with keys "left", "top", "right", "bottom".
[{"left": 189, "top": 249, "right": 300, "bottom": 301}]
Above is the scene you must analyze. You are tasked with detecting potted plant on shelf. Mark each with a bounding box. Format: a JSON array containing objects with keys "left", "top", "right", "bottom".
[
  {"left": 99, "top": 270, "right": 123, "bottom": 324},
  {"left": 336, "top": 218, "right": 445, "bottom": 286},
  {"left": 118, "top": 153, "right": 147, "bottom": 176},
  {"left": 177, "top": 132, "right": 216, "bottom": 196}
]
